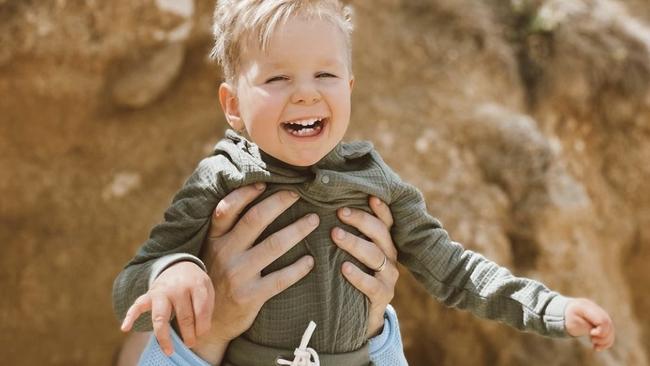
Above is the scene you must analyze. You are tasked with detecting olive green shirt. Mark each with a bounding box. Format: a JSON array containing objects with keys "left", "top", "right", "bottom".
[{"left": 113, "top": 130, "right": 570, "bottom": 356}]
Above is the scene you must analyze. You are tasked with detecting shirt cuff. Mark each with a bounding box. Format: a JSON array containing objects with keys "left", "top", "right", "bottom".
[
  {"left": 138, "top": 328, "right": 212, "bottom": 366},
  {"left": 170, "top": 328, "right": 212, "bottom": 366},
  {"left": 368, "top": 304, "right": 405, "bottom": 360},
  {"left": 543, "top": 294, "right": 572, "bottom": 337},
  {"left": 148, "top": 253, "right": 207, "bottom": 287},
  {"left": 368, "top": 314, "right": 390, "bottom": 353}
]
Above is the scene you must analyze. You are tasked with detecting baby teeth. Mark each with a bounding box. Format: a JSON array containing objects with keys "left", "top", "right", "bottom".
[
  {"left": 286, "top": 118, "right": 321, "bottom": 126},
  {"left": 288, "top": 125, "right": 322, "bottom": 136}
]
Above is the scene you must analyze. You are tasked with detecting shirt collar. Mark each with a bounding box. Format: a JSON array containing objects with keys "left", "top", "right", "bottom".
[
  {"left": 218, "top": 129, "right": 374, "bottom": 176},
  {"left": 315, "top": 140, "right": 374, "bottom": 170}
]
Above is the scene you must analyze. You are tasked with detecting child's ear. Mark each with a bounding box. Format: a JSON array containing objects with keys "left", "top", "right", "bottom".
[
  {"left": 349, "top": 75, "right": 355, "bottom": 91},
  {"left": 219, "top": 82, "right": 244, "bottom": 131}
]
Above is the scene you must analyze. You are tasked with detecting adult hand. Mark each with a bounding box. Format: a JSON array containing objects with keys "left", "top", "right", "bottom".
[
  {"left": 193, "top": 186, "right": 400, "bottom": 363},
  {"left": 193, "top": 183, "right": 318, "bottom": 363},
  {"left": 332, "top": 196, "right": 399, "bottom": 337}
]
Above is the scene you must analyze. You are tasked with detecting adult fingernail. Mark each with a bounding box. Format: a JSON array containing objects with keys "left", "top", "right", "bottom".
[
  {"left": 372, "top": 197, "right": 382, "bottom": 206},
  {"left": 308, "top": 213, "right": 319, "bottom": 226},
  {"left": 255, "top": 182, "right": 265, "bottom": 191},
  {"left": 340, "top": 207, "right": 351, "bottom": 217},
  {"left": 289, "top": 191, "right": 299, "bottom": 198},
  {"left": 334, "top": 227, "right": 346, "bottom": 240},
  {"left": 343, "top": 262, "right": 353, "bottom": 274}
]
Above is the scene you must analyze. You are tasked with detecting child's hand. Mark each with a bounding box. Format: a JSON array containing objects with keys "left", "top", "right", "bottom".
[
  {"left": 120, "top": 261, "right": 215, "bottom": 356},
  {"left": 565, "top": 298, "right": 615, "bottom": 351}
]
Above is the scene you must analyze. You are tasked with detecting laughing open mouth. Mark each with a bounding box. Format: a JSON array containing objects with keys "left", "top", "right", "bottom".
[{"left": 282, "top": 117, "right": 327, "bottom": 137}]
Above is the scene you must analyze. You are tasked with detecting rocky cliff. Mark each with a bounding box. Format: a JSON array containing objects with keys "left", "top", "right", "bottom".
[{"left": 1, "top": 0, "right": 648, "bottom": 365}]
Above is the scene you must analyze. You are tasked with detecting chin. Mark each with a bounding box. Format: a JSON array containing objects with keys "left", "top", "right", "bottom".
[
  {"left": 288, "top": 158, "right": 320, "bottom": 167},
  {"left": 285, "top": 152, "right": 326, "bottom": 167}
]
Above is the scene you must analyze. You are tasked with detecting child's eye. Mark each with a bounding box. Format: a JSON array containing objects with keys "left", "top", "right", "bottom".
[
  {"left": 265, "top": 76, "right": 288, "bottom": 83},
  {"left": 316, "top": 72, "right": 337, "bottom": 78}
]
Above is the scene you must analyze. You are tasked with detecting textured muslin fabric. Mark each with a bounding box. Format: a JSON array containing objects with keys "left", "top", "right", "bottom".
[
  {"left": 114, "top": 129, "right": 570, "bottom": 356},
  {"left": 137, "top": 305, "right": 407, "bottom": 366}
]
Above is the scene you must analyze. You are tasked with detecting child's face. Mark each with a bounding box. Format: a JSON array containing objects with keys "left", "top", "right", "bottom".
[{"left": 220, "top": 16, "right": 354, "bottom": 166}]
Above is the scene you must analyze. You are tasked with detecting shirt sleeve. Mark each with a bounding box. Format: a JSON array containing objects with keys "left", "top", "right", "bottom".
[
  {"left": 384, "top": 163, "right": 571, "bottom": 338},
  {"left": 138, "top": 329, "right": 212, "bottom": 366},
  {"left": 112, "top": 154, "right": 235, "bottom": 332},
  {"left": 368, "top": 305, "right": 408, "bottom": 366},
  {"left": 137, "top": 306, "right": 408, "bottom": 366}
]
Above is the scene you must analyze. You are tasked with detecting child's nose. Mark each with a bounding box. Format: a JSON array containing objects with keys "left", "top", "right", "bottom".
[{"left": 291, "top": 83, "right": 321, "bottom": 105}]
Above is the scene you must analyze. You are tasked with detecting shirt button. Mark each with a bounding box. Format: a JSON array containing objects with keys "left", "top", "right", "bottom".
[{"left": 321, "top": 175, "right": 330, "bottom": 184}]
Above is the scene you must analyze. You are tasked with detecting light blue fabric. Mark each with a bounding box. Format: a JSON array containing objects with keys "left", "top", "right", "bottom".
[
  {"left": 139, "top": 327, "right": 211, "bottom": 366},
  {"left": 138, "top": 306, "right": 407, "bottom": 366},
  {"left": 368, "top": 305, "right": 408, "bottom": 365}
]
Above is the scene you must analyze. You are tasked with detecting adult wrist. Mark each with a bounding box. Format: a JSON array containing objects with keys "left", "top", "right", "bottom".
[
  {"left": 367, "top": 317, "right": 385, "bottom": 338},
  {"left": 368, "top": 305, "right": 408, "bottom": 365},
  {"left": 368, "top": 306, "right": 393, "bottom": 354}
]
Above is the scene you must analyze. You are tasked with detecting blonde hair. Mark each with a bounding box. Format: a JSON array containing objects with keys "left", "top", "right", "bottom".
[{"left": 210, "top": 0, "right": 354, "bottom": 83}]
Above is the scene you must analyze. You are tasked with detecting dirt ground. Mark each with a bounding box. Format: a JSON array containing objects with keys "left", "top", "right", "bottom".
[{"left": 1, "top": 0, "right": 650, "bottom": 365}]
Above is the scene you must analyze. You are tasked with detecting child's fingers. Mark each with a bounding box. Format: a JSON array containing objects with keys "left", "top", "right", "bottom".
[
  {"left": 593, "top": 338, "right": 611, "bottom": 352},
  {"left": 591, "top": 334, "right": 607, "bottom": 351},
  {"left": 192, "top": 284, "right": 214, "bottom": 337},
  {"left": 590, "top": 325, "right": 603, "bottom": 337},
  {"left": 599, "top": 317, "right": 613, "bottom": 338},
  {"left": 600, "top": 327, "right": 615, "bottom": 349},
  {"left": 590, "top": 323, "right": 615, "bottom": 351},
  {"left": 581, "top": 301, "right": 610, "bottom": 327},
  {"left": 121, "top": 294, "right": 152, "bottom": 332},
  {"left": 151, "top": 295, "right": 174, "bottom": 356},
  {"left": 173, "top": 294, "right": 197, "bottom": 348},
  {"left": 586, "top": 306, "right": 614, "bottom": 346}
]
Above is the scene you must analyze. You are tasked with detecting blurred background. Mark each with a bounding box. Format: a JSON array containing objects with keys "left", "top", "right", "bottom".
[{"left": 1, "top": 0, "right": 649, "bottom": 365}]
